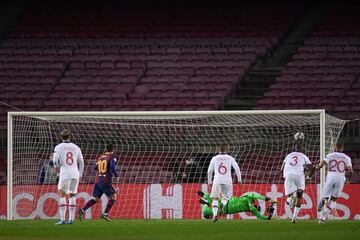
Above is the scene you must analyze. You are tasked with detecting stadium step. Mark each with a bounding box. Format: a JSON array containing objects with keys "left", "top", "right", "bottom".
[{"left": 224, "top": 6, "right": 329, "bottom": 111}]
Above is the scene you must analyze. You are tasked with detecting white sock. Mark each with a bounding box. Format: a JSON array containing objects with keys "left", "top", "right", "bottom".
[
  {"left": 321, "top": 206, "right": 331, "bottom": 220},
  {"left": 221, "top": 197, "right": 228, "bottom": 207},
  {"left": 292, "top": 206, "right": 300, "bottom": 220},
  {"left": 68, "top": 197, "right": 76, "bottom": 221},
  {"left": 321, "top": 201, "right": 335, "bottom": 220},
  {"left": 59, "top": 197, "right": 66, "bottom": 221},
  {"left": 212, "top": 200, "right": 219, "bottom": 217}
]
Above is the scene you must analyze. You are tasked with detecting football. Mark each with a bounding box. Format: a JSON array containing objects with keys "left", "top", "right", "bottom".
[{"left": 294, "top": 132, "right": 305, "bottom": 140}]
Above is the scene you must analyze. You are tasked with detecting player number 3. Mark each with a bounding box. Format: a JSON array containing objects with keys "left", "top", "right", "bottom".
[
  {"left": 218, "top": 162, "right": 227, "bottom": 175},
  {"left": 290, "top": 156, "right": 299, "bottom": 166}
]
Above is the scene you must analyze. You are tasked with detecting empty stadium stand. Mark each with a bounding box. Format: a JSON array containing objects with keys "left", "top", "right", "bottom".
[
  {"left": 1, "top": 2, "right": 360, "bottom": 184},
  {"left": 257, "top": 6, "right": 360, "bottom": 119}
]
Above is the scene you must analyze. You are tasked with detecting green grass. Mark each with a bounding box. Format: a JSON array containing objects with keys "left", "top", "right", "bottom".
[{"left": 0, "top": 219, "right": 359, "bottom": 240}]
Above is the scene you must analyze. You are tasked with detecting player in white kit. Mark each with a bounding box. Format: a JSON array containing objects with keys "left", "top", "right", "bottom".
[
  {"left": 52, "top": 130, "right": 84, "bottom": 225},
  {"left": 281, "top": 140, "right": 314, "bottom": 223},
  {"left": 316, "top": 141, "right": 353, "bottom": 224},
  {"left": 207, "top": 143, "right": 241, "bottom": 223}
]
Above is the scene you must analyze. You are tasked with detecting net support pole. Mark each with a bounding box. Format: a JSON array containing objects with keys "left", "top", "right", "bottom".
[
  {"left": 7, "top": 112, "right": 13, "bottom": 220},
  {"left": 319, "top": 110, "right": 326, "bottom": 202}
]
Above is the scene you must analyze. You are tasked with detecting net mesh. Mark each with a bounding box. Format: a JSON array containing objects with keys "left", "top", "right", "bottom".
[{"left": 9, "top": 111, "right": 347, "bottom": 220}]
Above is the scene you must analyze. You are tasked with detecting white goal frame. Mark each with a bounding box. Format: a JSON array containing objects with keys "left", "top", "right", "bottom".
[{"left": 7, "top": 109, "right": 326, "bottom": 220}]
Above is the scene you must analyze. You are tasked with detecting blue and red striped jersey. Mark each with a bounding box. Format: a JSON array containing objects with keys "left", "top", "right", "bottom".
[{"left": 94, "top": 152, "right": 118, "bottom": 184}]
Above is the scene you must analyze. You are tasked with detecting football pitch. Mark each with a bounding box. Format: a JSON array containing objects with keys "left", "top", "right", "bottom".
[{"left": 0, "top": 220, "right": 359, "bottom": 240}]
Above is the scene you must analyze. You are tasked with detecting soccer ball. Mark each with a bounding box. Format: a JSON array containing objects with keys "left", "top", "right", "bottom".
[{"left": 294, "top": 132, "right": 304, "bottom": 140}]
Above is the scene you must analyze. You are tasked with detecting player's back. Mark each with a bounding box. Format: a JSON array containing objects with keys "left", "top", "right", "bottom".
[
  {"left": 324, "top": 152, "right": 352, "bottom": 180},
  {"left": 210, "top": 153, "right": 236, "bottom": 185},
  {"left": 283, "top": 152, "right": 311, "bottom": 178},
  {"left": 95, "top": 153, "right": 116, "bottom": 184},
  {"left": 54, "top": 142, "right": 83, "bottom": 179}
]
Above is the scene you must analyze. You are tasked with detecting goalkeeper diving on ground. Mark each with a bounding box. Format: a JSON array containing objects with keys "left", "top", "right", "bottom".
[{"left": 197, "top": 191, "right": 277, "bottom": 220}]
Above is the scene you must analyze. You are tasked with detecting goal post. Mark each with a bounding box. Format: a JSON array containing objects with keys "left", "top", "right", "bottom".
[{"left": 6, "top": 110, "right": 347, "bottom": 220}]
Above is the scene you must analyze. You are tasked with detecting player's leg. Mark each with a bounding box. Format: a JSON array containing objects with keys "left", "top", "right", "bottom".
[
  {"left": 318, "top": 180, "right": 332, "bottom": 213},
  {"left": 320, "top": 196, "right": 337, "bottom": 223},
  {"left": 56, "top": 178, "right": 69, "bottom": 225},
  {"left": 291, "top": 175, "right": 305, "bottom": 223},
  {"left": 284, "top": 175, "right": 297, "bottom": 209},
  {"left": 320, "top": 179, "right": 343, "bottom": 223},
  {"left": 291, "top": 189, "right": 303, "bottom": 223},
  {"left": 202, "top": 204, "right": 213, "bottom": 218},
  {"left": 101, "top": 185, "right": 117, "bottom": 221},
  {"left": 67, "top": 179, "right": 79, "bottom": 224},
  {"left": 78, "top": 184, "right": 102, "bottom": 221},
  {"left": 210, "top": 184, "right": 221, "bottom": 222},
  {"left": 220, "top": 184, "right": 232, "bottom": 207}
]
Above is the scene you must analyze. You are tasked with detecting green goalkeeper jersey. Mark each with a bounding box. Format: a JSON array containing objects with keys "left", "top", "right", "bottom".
[{"left": 202, "top": 193, "right": 270, "bottom": 220}]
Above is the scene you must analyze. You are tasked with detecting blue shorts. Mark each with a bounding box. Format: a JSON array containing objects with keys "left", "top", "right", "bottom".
[{"left": 93, "top": 182, "right": 116, "bottom": 198}]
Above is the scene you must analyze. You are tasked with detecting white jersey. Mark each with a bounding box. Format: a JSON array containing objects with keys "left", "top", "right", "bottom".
[
  {"left": 52, "top": 142, "right": 84, "bottom": 180},
  {"left": 207, "top": 153, "right": 241, "bottom": 185},
  {"left": 283, "top": 152, "right": 311, "bottom": 178},
  {"left": 324, "top": 152, "right": 352, "bottom": 181}
]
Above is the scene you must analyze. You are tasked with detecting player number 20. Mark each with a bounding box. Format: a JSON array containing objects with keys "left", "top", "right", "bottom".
[
  {"left": 97, "top": 160, "right": 107, "bottom": 174},
  {"left": 329, "top": 159, "right": 346, "bottom": 173},
  {"left": 218, "top": 163, "right": 227, "bottom": 175}
]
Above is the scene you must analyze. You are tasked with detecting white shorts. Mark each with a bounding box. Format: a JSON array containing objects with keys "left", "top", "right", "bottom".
[
  {"left": 210, "top": 184, "right": 233, "bottom": 199},
  {"left": 284, "top": 174, "right": 305, "bottom": 196},
  {"left": 58, "top": 178, "right": 79, "bottom": 194},
  {"left": 322, "top": 176, "right": 345, "bottom": 199}
]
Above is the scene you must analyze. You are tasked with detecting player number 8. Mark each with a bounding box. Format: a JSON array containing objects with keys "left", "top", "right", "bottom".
[{"left": 66, "top": 152, "right": 74, "bottom": 165}]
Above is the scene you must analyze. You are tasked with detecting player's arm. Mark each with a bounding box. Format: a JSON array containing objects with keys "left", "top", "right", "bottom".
[
  {"left": 231, "top": 158, "right": 242, "bottom": 183},
  {"left": 110, "top": 158, "right": 119, "bottom": 178},
  {"left": 316, "top": 155, "right": 329, "bottom": 170},
  {"left": 346, "top": 166, "right": 353, "bottom": 184},
  {"left": 304, "top": 156, "right": 315, "bottom": 181},
  {"left": 316, "top": 160, "right": 326, "bottom": 170},
  {"left": 345, "top": 156, "right": 353, "bottom": 184},
  {"left": 246, "top": 192, "right": 277, "bottom": 204},
  {"left": 207, "top": 159, "right": 214, "bottom": 185},
  {"left": 247, "top": 201, "right": 270, "bottom": 220},
  {"left": 51, "top": 147, "right": 60, "bottom": 168},
  {"left": 78, "top": 149, "right": 85, "bottom": 181},
  {"left": 246, "top": 192, "right": 266, "bottom": 201},
  {"left": 305, "top": 164, "right": 315, "bottom": 177},
  {"left": 280, "top": 160, "right": 285, "bottom": 172}
]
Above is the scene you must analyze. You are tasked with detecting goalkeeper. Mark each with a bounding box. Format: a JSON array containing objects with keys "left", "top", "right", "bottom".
[{"left": 198, "top": 191, "right": 277, "bottom": 220}]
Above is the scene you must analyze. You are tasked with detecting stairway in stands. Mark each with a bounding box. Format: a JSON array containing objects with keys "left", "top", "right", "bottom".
[{"left": 224, "top": 7, "right": 328, "bottom": 110}]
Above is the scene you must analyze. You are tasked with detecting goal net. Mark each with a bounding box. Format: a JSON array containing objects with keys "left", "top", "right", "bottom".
[{"left": 7, "top": 110, "right": 346, "bottom": 220}]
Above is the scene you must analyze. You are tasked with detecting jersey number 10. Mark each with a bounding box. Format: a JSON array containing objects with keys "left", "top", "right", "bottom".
[{"left": 97, "top": 159, "right": 108, "bottom": 174}]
